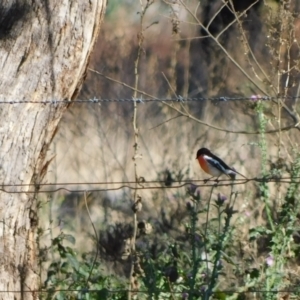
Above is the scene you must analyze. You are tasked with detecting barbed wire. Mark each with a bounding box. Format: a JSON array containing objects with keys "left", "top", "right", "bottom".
[
  {"left": 0, "top": 176, "right": 298, "bottom": 194},
  {"left": 0, "top": 176, "right": 297, "bottom": 187},
  {"left": 0, "top": 176, "right": 300, "bottom": 187},
  {"left": 0, "top": 288, "right": 299, "bottom": 294},
  {"left": 0, "top": 95, "right": 298, "bottom": 104}
]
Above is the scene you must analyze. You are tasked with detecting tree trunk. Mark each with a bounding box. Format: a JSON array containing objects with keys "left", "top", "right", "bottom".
[{"left": 0, "top": 0, "right": 106, "bottom": 299}]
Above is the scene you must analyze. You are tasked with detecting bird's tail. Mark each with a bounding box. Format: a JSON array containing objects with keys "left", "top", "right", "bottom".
[
  {"left": 228, "top": 171, "right": 236, "bottom": 180},
  {"left": 230, "top": 168, "right": 247, "bottom": 180}
]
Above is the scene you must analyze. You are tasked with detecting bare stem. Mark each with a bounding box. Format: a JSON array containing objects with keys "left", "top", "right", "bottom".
[
  {"left": 128, "top": 1, "right": 153, "bottom": 298},
  {"left": 84, "top": 191, "right": 99, "bottom": 284}
]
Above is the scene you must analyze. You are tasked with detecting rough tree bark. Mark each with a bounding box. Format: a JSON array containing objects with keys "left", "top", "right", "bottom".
[{"left": 0, "top": 1, "right": 106, "bottom": 299}]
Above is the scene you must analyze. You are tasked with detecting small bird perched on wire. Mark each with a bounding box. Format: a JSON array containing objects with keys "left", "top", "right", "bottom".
[{"left": 196, "top": 148, "right": 246, "bottom": 181}]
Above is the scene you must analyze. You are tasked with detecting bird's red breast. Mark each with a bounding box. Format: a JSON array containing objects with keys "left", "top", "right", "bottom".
[{"left": 197, "top": 155, "right": 210, "bottom": 174}]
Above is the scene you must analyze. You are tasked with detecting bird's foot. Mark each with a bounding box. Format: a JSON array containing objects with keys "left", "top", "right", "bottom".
[{"left": 204, "top": 177, "right": 214, "bottom": 183}]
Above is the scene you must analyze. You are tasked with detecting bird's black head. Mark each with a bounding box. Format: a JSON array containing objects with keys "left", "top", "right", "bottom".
[{"left": 196, "top": 148, "right": 211, "bottom": 159}]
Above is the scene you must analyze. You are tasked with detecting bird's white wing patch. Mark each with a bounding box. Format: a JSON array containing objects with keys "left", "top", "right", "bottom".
[
  {"left": 204, "top": 155, "right": 236, "bottom": 178},
  {"left": 204, "top": 155, "right": 226, "bottom": 172}
]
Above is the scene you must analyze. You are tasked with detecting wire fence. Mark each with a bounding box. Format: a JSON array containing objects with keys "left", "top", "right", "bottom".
[
  {"left": 0, "top": 176, "right": 298, "bottom": 194},
  {"left": 0, "top": 176, "right": 297, "bottom": 296},
  {"left": 0, "top": 95, "right": 298, "bottom": 104},
  {"left": 0, "top": 288, "right": 299, "bottom": 294},
  {"left": 0, "top": 94, "right": 298, "bottom": 298}
]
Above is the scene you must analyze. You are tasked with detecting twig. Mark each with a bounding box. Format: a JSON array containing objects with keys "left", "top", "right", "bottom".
[
  {"left": 149, "top": 114, "right": 183, "bottom": 130},
  {"left": 179, "top": 0, "right": 269, "bottom": 96},
  {"left": 179, "top": 0, "right": 300, "bottom": 128},
  {"left": 83, "top": 191, "right": 99, "bottom": 284},
  {"left": 227, "top": 0, "right": 271, "bottom": 84},
  {"left": 128, "top": 1, "right": 152, "bottom": 298},
  {"left": 204, "top": 186, "right": 215, "bottom": 279},
  {"left": 165, "top": 0, "right": 180, "bottom": 98}
]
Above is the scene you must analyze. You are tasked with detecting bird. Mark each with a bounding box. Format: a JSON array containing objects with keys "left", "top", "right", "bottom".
[{"left": 196, "top": 147, "right": 246, "bottom": 181}]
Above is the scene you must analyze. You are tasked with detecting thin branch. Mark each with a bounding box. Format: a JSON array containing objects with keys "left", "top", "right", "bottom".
[
  {"left": 128, "top": 1, "right": 152, "bottom": 298},
  {"left": 149, "top": 115, "right": 183, "bottom": 130},
  {"left": 206, "top": 2, "right": 227, "bottom": 30},
  {"left": 216, "top": 1, "right": 258, "bottom": 40},
  {"left": 227, "top": 0, "right": 271, "bottom": 84},
  {"left": 179, "top": 0, "right": 300, "bottom": 128},
  {"left": 84, "top": 191, "right": 99, "bottom": 284},
  {"left": 179, "top": 0, "right": 269, "bottom": 96}
]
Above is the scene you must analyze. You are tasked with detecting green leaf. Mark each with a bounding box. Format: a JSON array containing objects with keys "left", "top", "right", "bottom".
[
  {"left": 63, "top": 234, "right": 76, "bottom": 245},
  {"left": 214, "top": 290, "right": 227, "bottom": 300},
  {"left": 249, "top": 226, "right": 268, "bottom": 241},
  {"left": 67, "top": 253, "right": 79, "bottom": 270},
  {"left": 60, "top": 262, "right": 70, "bottom": 274},
  {"left": 94, "top": 288, "right": 109, "bottom": 299},
  {"left": 55, "top": 292, "right": 65, "bottom": 300},
  {"left": 78, "top": 266, "right": 90, "bottom": 278},
  {"left": 65, "top": 246, "right": 77, "bottom": 256}
]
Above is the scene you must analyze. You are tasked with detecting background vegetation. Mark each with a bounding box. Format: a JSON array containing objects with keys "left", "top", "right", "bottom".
[{"left": 38, "top": 0, "right": 300, "bottom": 299}]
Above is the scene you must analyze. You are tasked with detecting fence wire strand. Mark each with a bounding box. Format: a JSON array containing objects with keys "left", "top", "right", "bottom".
[
  {"left": 0, "top": 95, "right": 298, "bottom": 104},
  {"left": 0, "top": 288, "right": 299, "bottom": 294},
  {"left": 0, "top": 176, "right": 299, "bottom": 194}
]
